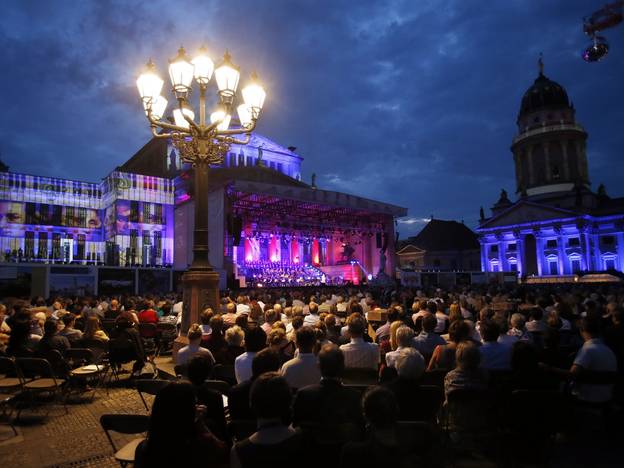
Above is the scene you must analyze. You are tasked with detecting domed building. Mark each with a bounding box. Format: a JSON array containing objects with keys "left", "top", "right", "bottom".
[{"left": 477, "top": 61, "right": 624, "bottom": 277}]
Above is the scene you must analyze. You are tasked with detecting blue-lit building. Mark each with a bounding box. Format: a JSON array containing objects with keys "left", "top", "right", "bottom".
[{"left": 477, "top": 67, "right": 624, "bottom": 277}]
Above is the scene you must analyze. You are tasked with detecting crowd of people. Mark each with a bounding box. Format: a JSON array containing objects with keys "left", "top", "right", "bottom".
[{"left": 1, "top": 283, "right": 624, "bottom": 466}]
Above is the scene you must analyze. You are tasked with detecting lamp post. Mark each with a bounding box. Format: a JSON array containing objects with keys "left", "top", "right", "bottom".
[{"left": 136, "top": 46, "right": 266, "bottom": 349}]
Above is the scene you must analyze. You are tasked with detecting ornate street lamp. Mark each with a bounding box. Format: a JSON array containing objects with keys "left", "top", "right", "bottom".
[{"left": 136, "top": 46, "right": 266, "bottom": 347}]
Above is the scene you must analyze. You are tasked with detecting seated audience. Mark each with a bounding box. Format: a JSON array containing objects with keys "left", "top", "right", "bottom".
[
  {"left": 186, "top": 355, "right": 227, "bottom": 440},
  {"left": 203, "top": 315, "right": 227, "bottom": 356},
  {"left": 228, "top": 348, "right": 281, "bottom": 420},
  {"left": 479, "top": 319, "right": 512, "bottom": 370},
  {"left": 59, "top": 313, "right": 84, "bottom": 344},
  {"left": 413, "top": 313, "right": 447, "bottom": 357},
  {"left": 176, "top": 323, "right": 215, "bottom": 366},
  {"left": 304, "top": 302, "right": 321, "bottom": 327},
  {"left": 428, "top": 320, "right": 471, "bottom": 371},
  {"left": 281, "top": 326, "right": 321, "bottom": 389},
  {"left": 37, "top": 318, "right": 70, "bottom": 355},
  {"left": 138, "top": 301, "right": 159, "bottom": 324},
  {"left": 135, "top": 381, "right": 227, "bottom": 467},
  {"left": 385, "top": 325, "right": 415, "bottom": 368},
  {"left": 339, "top": 314, "right": 379, "bottom": 370},
  {"left": 235, "top": 327, "right": 267, "bottom": 383},
  {"left": 231, "top": 373, "right": 304, "bottom": 468},
  {"left": 216, "top": 325, "right": 245, "bottom": 365},
  {"left": 444, "top": 341, "right": 488, "bottom": 398},
  {"left": 292, "top": 344, "right": 363, "bottom": 427},
  {"left": 83, "top": 316, "right": 109, "bottom": 342}
]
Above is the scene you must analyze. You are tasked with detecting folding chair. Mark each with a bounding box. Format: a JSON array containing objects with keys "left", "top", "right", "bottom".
[
  {"left": 15, "top": 357, "right": 67, "bottom": 417},
  {"left": 203, "top": 379, "right": 230, "bottom": 395},
  {"left": 212, "top": 364, "right": 236, "bottom": 386},
  {"left": 136, "top": 379, "right": 169, "bottom": 411},
  {"left": 100, "top": 413, "right": 150, "bottom": 467},
  {"left": 0, "top": 392, "right": 18, "bottom": 436},
  {"left": 342, "top": 367, "right": 378, "bottom": 386},
  {"left": 156, "top": 322, "right": 177, "bottom": 355},
  {"left": 138, "top": 323, "right": 159, "bottom": 357},
  {"left": 81, "top": 338, "right": 109, "bottom": 363},
  {"left": 66, "top": 348, "right": 109, "bottom": 400},
  {"left": 0, "top": 357, "right": 24, "bottom": 393}
]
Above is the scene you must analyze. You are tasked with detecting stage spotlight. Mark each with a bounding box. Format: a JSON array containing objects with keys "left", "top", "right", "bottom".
[{"left": 582, "top": 34, "right": 609, "bottom": 62}]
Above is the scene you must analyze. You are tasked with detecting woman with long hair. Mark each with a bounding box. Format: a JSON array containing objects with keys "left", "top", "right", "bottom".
[
  {"left": 135, "top": 381, "right": 227, "bottom": 467},
  {"left": 83, "top": 316, "right": 109, "bottom": 342}
]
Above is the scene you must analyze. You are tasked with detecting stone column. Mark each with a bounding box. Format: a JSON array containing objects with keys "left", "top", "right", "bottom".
[
  {"left": 527, "top": 146, "right": 535, "bottom": 186},
  {"left": 514, "top": 232, "right": 523, "bottom": 276},
  {"left": 556, "top": 231, "right": 566, "bottom": 275},
  {"left": 479, "top": 238, "right": 488, "bottom": 272},
  {"left": 561, "top": 140, "right": 570, "bottom": 179},
  {"left": 498, "top": 239, "right": 506, "bottom": 272},
  {"left": 535, "top": 232, "right": 544, "bottom": 276},
  {"left": 544, "top": 143, "right": 551, "bottom": 183},
  {"left": 592, "top": 234, "right": 602, "bottom": 271},
  {"left": 582, "top": 230, "right": 592, "bottom": 271},
  {"left": 616, "top": 232, "right": 624, "bottom": 272}
]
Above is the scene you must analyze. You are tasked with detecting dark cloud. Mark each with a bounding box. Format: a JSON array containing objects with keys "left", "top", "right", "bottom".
[{"left": 1, "top": 0, "right": 622, "bottom": 236}]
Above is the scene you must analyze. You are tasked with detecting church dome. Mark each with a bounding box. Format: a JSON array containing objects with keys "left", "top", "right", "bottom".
[{"left": 519, "top": 72, "right": 570, "bottom": 116}]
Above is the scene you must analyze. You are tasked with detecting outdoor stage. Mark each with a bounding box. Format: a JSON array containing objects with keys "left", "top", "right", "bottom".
[{"left": 172, "top": 166, "right": 407, "bottom": 289}]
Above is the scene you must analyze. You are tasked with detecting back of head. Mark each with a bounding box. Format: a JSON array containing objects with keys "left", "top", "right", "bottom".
[
  {"left": 427, "top": 302, "right": 437, "bottom": 314},
  {"left": 480, "top": 319, "right": 500, "bottom": 343},
  {"left": 187, "top": 323, "right": 202, "bottom": 341},
  {"left": 149, "top": 381, "right": 196, "bottom": 443},
  {"left": 324, "top": 314, "right": 336, "bottom": 328},
  {"left": 395, "top": 348, "right": 425, "bottom": 381},
  {"left": 448, "top": 319, "right": 470, "bottom": 343},
  {"left": 225, "top": 325, "right": 244, "bottom": 346},
  {"left": 295, "top": 326, "right": 317, "bottom": 352},
  {"left": 43, "top": 318, "right": 57, "bottom": 335},
  {"left": 251, "top": 348, "right": 281, "bottom": 379},
  {"left": 510, "top": 313, "right": 525, "bottom": 329},
  {"left": 395, "top": 325, "right": 415, "bottom": 348},
  {"left": 318, "top": 344, "right": 345, "bottom": 378},
  {"left": 187, "top": 355, "right": 214, "bottom": 386},
  {"left": 347, "top": 313, "right": 366, "bottom": 337},
  {"left": 309, "top": 302, "right": 319, "bottom": 315},
  {"left": 250, "top": 372, "right": 292, "bottom": 421},
  {"left": 209, "top": 314, "right": 224, "bottom": 333},
  {"left": 362, "top": 386, "right": 398, "bottom": 429},
  {"left": 245, "top": 326, "right": 267, "bottom": 353},
  {"left": 387, "top": 307, "right": 400, "bottom": 323},
  {"left": 580, "top": 316, "right": 602, "bottom": 338},
  {"left": 422, "top": 313, "right": 437, "bottom": 333},
  {"left": 226, "top": 302, "right": 236, "bottom": 314},
  {"left": 456, "top": 341, "right": 480, "bottom": 371},
  {"left": 62, "top": 312, "right": 76, "bottom": 327},
  {"left": 511, "top": 341, "right": 538, "bottom": 373},
  {"left": 200, "top": 308, "right": 213, "bottom": 325}
]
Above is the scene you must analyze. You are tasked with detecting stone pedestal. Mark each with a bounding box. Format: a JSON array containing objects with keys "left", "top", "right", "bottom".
[{"left": 172, "top": 268, "right": 220, "bottom": 359}]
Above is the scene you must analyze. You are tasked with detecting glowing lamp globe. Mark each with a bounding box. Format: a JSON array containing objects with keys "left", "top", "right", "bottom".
[
  {"left": 143, "top": 95, "right": 168, "bottom": 121},
  {"left": 173, "top": 103, "right": 195, "bottom": 129},
  {"left": 192, "top": 46, "right": 214, "bottom": 85},
  {"left": 210, "top": 107, "right": 231, "bottom": 131},
  {"left": 136, "top": 60, "right": 164, "bottom": 105},
  {"left": 168, "top": 46, "right": 194, "bottom": 95},
  {"left": 242, "top": 72, "right": 266, "bottom": 118},
  {"left": 214, "top": 51, "right": 240, "bottom": 99},
  {"left": 237, "top": 103, "right": 253, "bottom": 128}
]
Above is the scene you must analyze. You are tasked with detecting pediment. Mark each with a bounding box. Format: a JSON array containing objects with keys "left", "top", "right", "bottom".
[
  {"left": 397, "top": 244, "right": 426, "bottom": 254},
  {"left": 479, "top": 201, "right": 580, "bottom": 229}
]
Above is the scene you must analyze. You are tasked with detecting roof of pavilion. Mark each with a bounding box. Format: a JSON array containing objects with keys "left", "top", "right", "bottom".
[{"left": 225, "top": 175, "right": 406, "bottom": 233}]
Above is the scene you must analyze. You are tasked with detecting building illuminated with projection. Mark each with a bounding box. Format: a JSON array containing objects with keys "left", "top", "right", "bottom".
[
  {"left": 477, "top": 66, "right": 624, "bottom": 277},
  {"left": 0, "top": 131, "right": 406, "bottom": 296}
]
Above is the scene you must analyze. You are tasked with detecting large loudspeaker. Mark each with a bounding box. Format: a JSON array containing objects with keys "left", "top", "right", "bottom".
[
  {"left": 376, "top": 232, "right": 382, "bottom": 249},
  {"left": 232, "top": 216, "right": 243, "bottom": 246}
]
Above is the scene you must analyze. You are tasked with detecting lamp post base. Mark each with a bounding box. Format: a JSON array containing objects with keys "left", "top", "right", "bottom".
[{"left": 172, "top": 268, "right": 220, "bottom": 360}]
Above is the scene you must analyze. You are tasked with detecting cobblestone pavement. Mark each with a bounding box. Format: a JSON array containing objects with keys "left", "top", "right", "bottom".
[{"left": 0, "top": 375, "right": 155, "bottom": 468}]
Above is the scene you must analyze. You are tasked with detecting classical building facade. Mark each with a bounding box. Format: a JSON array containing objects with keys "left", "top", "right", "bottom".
[{"left": 477, "top": 66, "right": 624, "bottom": 277}]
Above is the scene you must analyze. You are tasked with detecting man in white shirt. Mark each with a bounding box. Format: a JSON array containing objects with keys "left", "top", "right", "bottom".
[
  {"left": 570, "top": 318, "right": 617, "bottom": 403},
  {"left": 303, "top": 302, "right": 321, "bottom": 327},
  {"left": 339, "top": 314, "right": 379, "bottom": 370},
  {"left": 413, "top": 313, "right": 446, "bottom": 356},
  {"left": 281, "top": 326, "right": 321, "bottom": 389},
  {"left": 234, "top": 327, "right": 267, "bottom": 383},
  {"left": 385, "top": 325, "right": 415, "bottom": 368}
]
